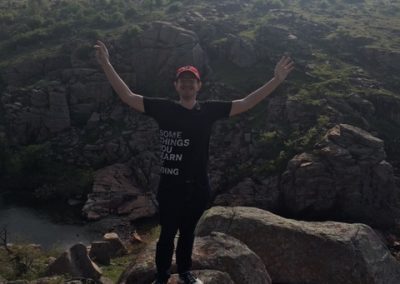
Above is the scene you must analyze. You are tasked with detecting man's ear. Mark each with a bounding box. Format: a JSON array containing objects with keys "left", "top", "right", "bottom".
[{"left": 197, "top": 81, "right": 202, "bottom": 90}]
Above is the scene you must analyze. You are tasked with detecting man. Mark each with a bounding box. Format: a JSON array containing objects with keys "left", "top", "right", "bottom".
[{"left": 94, "top": 40, "right": 294, "bottom": 284}]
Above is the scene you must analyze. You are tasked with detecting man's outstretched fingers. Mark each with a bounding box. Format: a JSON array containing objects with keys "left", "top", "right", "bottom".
[
  {"left": 277, "top": 56, "right": 286, "bottom": 66},
  {"left": 283, "top": 56, "right": 292, "bottom": 66},
  {"left": 286, "top": 61, "right": 295, "bottom": 69}
]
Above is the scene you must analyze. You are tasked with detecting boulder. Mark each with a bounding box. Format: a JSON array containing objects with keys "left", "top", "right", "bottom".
[
  {"left": 82, "top": 163, "right": 157, "bottom": 221},
  {"left": 281, "top": 124, "right": 400, "bottom": 227},
  {"left": 196, "top": 206, "right": 400, "bottom": 284},
  {"left": 213, "top": 177, "right": 280, "bottom": 210},
  {"left": 168, "top": 270, "right": 234, "bottom": 284},
  {"left": 46, "top": 243, "right": 102, "bottom": 281},
  {"left": 103, "top": 232, "right": 128, "bottom": 257},
  {"left": 117, "top": 231, "right": 271, "bottom": 284},
  {"left": 89, "top": 241, "right": 111, "bottom": 265}
]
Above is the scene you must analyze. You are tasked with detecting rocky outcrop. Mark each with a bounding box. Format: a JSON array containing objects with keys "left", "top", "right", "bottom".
[
  {"left": 196, "top": 206, "right": 400, "bottom": 284},
  {"left": 367, "top": 92, "right": 400, "bottom": 125},
  {"left": 285, "top": 96, "right": 324, "bottom": 129},
  {"left": 210, "top": 34, "right": 257, "bottom": 67},
  {"left": 46, "top": 243, "right": 102, "bottom": 281},
  {"left": 82, "top": 163, "right": 157, "bottom": 221},
  {"left": 117, "top": 231, "right": 271, "bottom": 284},
  {"left": 281, "top": 123, "right": 400, "bottom": 227},
  {"left": 1, "top": 84, "right": 71, "bottom": 144},
  {"left": 128, "top": 21, "right": 209, "bottom": 86},
  {"left": 362, "top": 47, "right": 400, "bottom": 72},
  {"left": 1, "top": 54, "right": 71, "bottom": 87}
]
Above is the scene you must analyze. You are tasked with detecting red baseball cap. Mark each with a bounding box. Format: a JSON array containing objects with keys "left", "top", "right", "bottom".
[{"left": 176, "top": 65, "right": 201, "bottom": 80}]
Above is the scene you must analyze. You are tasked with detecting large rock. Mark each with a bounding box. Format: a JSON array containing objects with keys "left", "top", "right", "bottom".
[
  {"left": 168, "top": 270, "right": 234, "bottom": 284},
  {"left": 281, "top": 123, "right": 400, "bottom": 227},
  {"left": 89, "top": 241, "right": 111, "bottom": 265},
  {"left": 213, "top": 177, "right": 280, "bottom": 210},
  {"left": 117, "top": 231, "right": 271, "bottom": 284},
  {"left": 196, "top": 206, "right": 400, "bottom": 284},
  {"left": 46, "top": 243, "right": 102, "bottom": 281},
  {"left": 82, "top": 163, "right": 157, "bottom": 221},
  {"left": 103, "top": 232, "right": 128, "bottom": 257}
]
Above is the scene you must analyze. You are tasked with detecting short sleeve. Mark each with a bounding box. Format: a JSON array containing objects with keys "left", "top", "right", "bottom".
[
  {"left": 203, "top": 100, "right": 232, "bottom": 122},
  {"left": 143, "top": 97, "right": 171, "bottom": 121}
]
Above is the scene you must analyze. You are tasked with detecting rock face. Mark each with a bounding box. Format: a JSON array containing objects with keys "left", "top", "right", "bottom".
[
  {"left": 196, "top": 206, "right": 400, "bottom": 284},
  {"left": 281, "top": 123, "right": 400, "bottom": 227},
  {"left": 1, "top": 85, "right": 71, "bottom": 144},
  {"left": 82, "top": 163, "right": 157, "bottom": 221},
  {"left": 117, "top": 231, "right": 271, "bottom": 284},
  {"left": 362, "top": 47, "right": 400, "bottom": 73},
  {"left": 46, "top": 243, "right": 102, "bottom": 281},
  {"left": 213, "top": 177, "right": 280, "bottom": 210},
  {"left": 367, "top": 93, "right": 400, "bottom": 125},
  {"left": 131, "top": 21, "right": 208, "bottom": 87}
]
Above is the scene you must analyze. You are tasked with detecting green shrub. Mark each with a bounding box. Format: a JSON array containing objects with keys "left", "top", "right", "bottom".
[
  {"left": 25, "top": 15, "right": 45, "bottom": 29},
  {"left": 58, "top": 2, "right": 83, "bottom": 18},
  {"left": 0, "top": 241, "right": 65, "bottom": 281},
  {"left": 110, "top": 11, "right": 126, "bottom": 26},
  {"left": 120, "top": 25, "right": 142, "bottom": 45},
  {"left": 79, "top": 29, "right": 101, "bottom": 41},
  {"left": 253, "top": 0, "right": 284, "bottom": 10},
  {"left": 50, "top": 22, "right": 73, "bottom": 37},
  {"left": 166, "top": 2, "right": 182, "bottom": 13},
  {"left": 0, "top": 12, "right": 16, "bottom": 24},
  {"left": 7, "top": 28, "right": 49, "bottom": 49},
  {"left": 256, "top": 130, "right": 284, "bottom": 158},
  {"left": 2, "top": 143, "right": 94, "bottom": 202},
  {"left": 124, "top": 7, "right": 138, "bottom": 20},
  {"left": 74, "top": 44, "right": 93, "bottom": 60}
]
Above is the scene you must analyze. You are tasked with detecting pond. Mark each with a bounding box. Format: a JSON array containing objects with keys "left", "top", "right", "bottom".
[{"left": 0, "top": 193, "right": 99, "bottom": 250}]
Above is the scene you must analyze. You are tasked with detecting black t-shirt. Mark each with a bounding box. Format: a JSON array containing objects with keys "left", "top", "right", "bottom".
[{"left": 143, "top": 97, "right": 232, "bottom": 186}]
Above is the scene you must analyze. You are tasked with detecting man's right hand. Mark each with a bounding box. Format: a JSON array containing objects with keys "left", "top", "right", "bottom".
[
  {"left": 93, "top": 39, "right": 145, "bottom": 113},
  {"left": 94, "top": 40, "right": 110, "bottom": 66}
]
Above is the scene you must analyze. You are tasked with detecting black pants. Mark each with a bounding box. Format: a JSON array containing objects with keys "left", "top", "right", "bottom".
[{"left": 155, "top": 181, "right": 210, "bottom": 281}]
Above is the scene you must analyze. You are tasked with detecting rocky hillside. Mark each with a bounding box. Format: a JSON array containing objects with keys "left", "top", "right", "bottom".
[{"left": 1, "top": 0, "right": 400, "bottom": 224}]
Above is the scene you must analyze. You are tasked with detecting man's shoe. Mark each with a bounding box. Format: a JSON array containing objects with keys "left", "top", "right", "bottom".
[{"left": 178, "top": 271, "right": 203, "bottom": 284}]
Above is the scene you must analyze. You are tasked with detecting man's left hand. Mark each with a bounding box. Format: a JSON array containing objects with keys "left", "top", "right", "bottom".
[{"left": 274, "top": 55, "right": 295, "bottom": 83}]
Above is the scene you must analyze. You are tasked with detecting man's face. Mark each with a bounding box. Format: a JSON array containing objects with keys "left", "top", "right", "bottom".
[{"left": 174, "top": 72, "right": 202, "bottom": 100}]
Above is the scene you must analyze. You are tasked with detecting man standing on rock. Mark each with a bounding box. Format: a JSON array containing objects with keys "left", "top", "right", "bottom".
[{"left": 94, "top": 40, "right": 294, "bottom": 284}]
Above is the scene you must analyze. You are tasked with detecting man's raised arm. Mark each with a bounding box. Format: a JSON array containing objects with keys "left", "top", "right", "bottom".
[
  {"left": 229, "top": 56, "right": 294, "bottom": 117},
  {"left": 94, "top": 40, "right": 144, "bottom": 113}
]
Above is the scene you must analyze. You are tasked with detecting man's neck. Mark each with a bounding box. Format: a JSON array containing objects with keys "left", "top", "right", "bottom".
[{"left": 179, "top": 98, "right": 197, "bottom": 110}]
